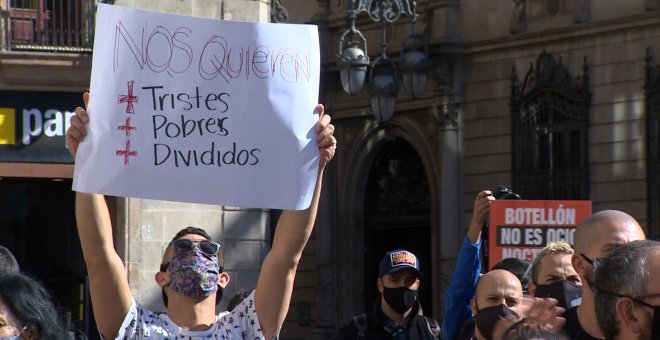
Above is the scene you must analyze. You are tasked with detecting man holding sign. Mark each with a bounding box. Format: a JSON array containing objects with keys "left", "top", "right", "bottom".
[{"left": 66, "top": 92, "right": 336, "bottom": 339}]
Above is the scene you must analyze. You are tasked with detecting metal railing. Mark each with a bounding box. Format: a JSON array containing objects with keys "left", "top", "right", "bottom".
[{"left": 5, "top": 0, "right": 95, "bottom": 52}]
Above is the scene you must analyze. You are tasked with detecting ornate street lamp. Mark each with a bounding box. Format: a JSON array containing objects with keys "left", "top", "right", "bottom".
[
  {"left": 370, "top": 57, "right": 399, "bottom": 124},
  {"left": 400, "top": 2, "right": 429, "bottom": 99},
  {"left": 337, "top": 11, "right": 370, "bottom": 96},
  {"left": 337, "top": 0, "right": 430, "bottom": 124}
]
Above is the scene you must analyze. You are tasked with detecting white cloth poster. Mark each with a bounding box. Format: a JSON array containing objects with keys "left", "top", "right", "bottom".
[{"left": 73, "top": 4, "right": 320, "bottom": 210}]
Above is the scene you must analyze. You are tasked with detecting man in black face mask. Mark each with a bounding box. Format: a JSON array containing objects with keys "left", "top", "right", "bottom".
[
  {"left": 468, "top": 269, "right": 566, "bottom": 340},
  {"left": 334, "top": 249, "right": 441, "bottom": 340},
  {"left": 565, "top": 210, "right": 645, "bottom": 340},
  {"left": 594, "top": 240, "right": 660, "bottom": 340},
  {"left": 528, "top": 241, "right": 582, "bottom": 309},
  {"left": 470, "top": 269, "right": 525, "bottom": 340}
]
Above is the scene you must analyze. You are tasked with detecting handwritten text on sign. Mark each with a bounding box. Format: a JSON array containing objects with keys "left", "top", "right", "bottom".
[
  {"left": 488, "top": 200, "right": 591, "bottom": 268},
  {"left": 73, "top": 4, "right": 321, "bottom": 210}
]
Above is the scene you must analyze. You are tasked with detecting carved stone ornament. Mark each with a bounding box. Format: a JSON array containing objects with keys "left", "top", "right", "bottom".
[
  {"left": 429, "top": 101, "right": 459, "bottom": 127},
  {"left": 646, "top": 0, "right": 660, "bottom": 11},
  {"left": 573, "top": 0, "right": 590, "bottom": 23},
  {"left": 510, "top": 0, "right": 526, "bottom": 34}
]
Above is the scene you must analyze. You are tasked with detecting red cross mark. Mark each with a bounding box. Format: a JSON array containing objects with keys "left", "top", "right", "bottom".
[
  {"left": 117, "top": 116, "right": 136, "bottom": 137},
  {"left": 116, "top": 140, "right": 138, "bottom": 165},
  {"left": 118, "top": 80, "right": 138, "bottom": 113}
]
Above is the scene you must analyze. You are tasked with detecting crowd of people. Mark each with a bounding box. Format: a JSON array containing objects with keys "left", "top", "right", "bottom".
[
  {"left": 332, "top": 190, "right": 657, "bottom": 340},
  {"left": 0, "top": 94, "right": 658, "bottom": 340}
]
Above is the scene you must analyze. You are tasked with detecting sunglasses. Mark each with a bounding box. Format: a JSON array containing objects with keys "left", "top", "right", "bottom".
[{"left": 171, "top": 239, "right": 221, "bottom": 256}]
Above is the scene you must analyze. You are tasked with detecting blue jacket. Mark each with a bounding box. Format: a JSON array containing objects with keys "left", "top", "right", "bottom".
[{"left": 441, "top": 236, "right": 481, "bottom": 340}]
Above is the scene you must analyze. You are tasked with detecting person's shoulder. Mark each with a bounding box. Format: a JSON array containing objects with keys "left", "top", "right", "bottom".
[
  {"left": 333, "top": 315, "right": 361, "bottom": 339},
  {"left": 561, "top": 306, "right": 590, "bottom": 338},
  {"left": 421, "top": 315, "right": 442, "bottom": 337},
  {"left": 338, "top": 315, "right": 361, "bottom": 331},
  {"left": 116, "top": 301, "right": 177, "bottom": 339},
  {"left": 562, "top": 306, "right": 579, "bottom": 328}
]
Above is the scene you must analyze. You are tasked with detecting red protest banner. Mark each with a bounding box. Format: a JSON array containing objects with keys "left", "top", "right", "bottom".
[{"left": 488, "top": 200, "right": 591, "bottom": 269}]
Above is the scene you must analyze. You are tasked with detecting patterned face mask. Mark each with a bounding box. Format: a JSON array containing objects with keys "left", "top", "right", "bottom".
[
  {"left": 166, "top": 244, "right": 220, "bottom": 299},
  {"left": 0, "top": 326, "right": 27, "bottom": 340}
]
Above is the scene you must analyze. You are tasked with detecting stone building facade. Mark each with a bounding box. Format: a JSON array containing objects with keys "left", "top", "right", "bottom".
[
  {"left": 279, "top": 0, "right": 660, "bottom": 339},
  {"left": 2, "top": 0, "right": 660, "bottom": 339}
]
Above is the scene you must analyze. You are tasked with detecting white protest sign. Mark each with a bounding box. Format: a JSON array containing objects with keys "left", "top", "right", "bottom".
[{"left": 73, "top": 3, "right": 320, "bottom": 210}]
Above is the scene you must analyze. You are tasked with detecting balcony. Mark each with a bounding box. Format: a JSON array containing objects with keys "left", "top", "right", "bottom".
[{"left": 4, "top": 0, "right": 95, "bottom": 52}]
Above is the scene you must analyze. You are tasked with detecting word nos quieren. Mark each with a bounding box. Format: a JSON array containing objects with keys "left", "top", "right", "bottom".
[{"left": 113, "top": 21, "right": 312, "bottom": 84}]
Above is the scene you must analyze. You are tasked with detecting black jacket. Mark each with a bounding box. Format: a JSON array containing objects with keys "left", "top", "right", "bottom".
[{"left": 334, "top": 299, "right": 442, "bottom": 340}]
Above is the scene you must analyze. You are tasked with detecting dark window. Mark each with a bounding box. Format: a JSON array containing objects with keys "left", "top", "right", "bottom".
[
  {"left": 645, "top": 48, "right": 660, "bottom": 240},
  {"left": 364, "top": 139, "right": 432, "bottom": 316},
  {"left": 0, "top": 178, "right": 98, "bottom": 338},
  {"left": 510, "top": 51, "right": 591, "bottom": 199}
]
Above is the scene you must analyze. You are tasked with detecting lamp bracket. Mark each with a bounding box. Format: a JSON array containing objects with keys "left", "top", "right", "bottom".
[
  {"left": 432, "top": 57, "right": 454, "bottom": 95},
  {"left": 271, "top": 0, "right": 289, "bottom": 23},
  {"left": 346, "top": 0, "right": 417, "bottom": 24}
]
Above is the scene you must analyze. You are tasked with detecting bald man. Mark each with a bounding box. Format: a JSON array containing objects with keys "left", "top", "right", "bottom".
[
  {"left": 470, "top": 270, "right": 525, "bottom": 340},
  {"left": 565, "top": 210, "right": 646, "bottom": 340},
  {"left": 469, "top": 270, "right": 566, "bottom": 340}
]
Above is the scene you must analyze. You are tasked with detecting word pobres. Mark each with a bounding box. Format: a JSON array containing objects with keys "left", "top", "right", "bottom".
[
  {"left": 114, "top": 21, "right": 312, "bottom": 83},
  {"left": 152, "top": 115, "right": 229, "bottom": 139}
]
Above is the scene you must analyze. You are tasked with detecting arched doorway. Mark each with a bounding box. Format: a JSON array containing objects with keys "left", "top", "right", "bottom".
[{"left": 363, "top": 138, "right": 433, "bottom": 316}]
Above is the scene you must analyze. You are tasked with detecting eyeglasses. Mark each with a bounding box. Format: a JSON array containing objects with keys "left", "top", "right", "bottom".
[
  {"left": 599, "top": 290, "right": 660, "bottom": 309},
  {"left": 580, "top": 253, "right": 595, "bottom": 266},
  {"left": 171, "top": 239, "right": 221, "bottom": 256}
]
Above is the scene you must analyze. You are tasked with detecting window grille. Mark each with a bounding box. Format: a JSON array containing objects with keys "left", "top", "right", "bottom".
[
  {"left": 6, "top": 0, "right": 95, "bottom": 52},
  {"left": 509, "top": 51, "right": 591, "bottom": 199}
]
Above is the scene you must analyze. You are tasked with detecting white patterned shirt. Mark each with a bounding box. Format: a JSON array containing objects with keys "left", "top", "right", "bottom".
[{"left": 115, "top": 291, "right": 275, "bottom": 339}]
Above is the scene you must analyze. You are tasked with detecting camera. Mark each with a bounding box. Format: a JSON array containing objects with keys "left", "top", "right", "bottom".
[{"left": 491, "top": 185, "right": 521, "bottom": 200}]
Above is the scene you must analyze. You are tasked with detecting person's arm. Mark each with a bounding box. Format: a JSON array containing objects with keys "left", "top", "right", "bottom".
[
  {"left": 466, "top": 190, "right": 492, "bottom": 244},
  {"left": 442, "top": 190, "right": 493, "bottom": 340},
  {"left": 67, "top": 93, "right": 134, "bottom": 338},
  {"left": 254, "top": 105, "right": 336, "bottom": 339}
]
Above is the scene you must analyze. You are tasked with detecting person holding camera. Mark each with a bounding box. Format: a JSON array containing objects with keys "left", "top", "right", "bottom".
[
  {"left": 442, "top": 186, "right": 526, "bottom": 340},
  {"left": 441, "top": 190, "right": 495, "bottom": 340}
]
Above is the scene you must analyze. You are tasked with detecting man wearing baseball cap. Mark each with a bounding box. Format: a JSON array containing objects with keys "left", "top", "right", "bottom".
[{"left": 334, "top": 249, "right": 442, "bottom": 339}]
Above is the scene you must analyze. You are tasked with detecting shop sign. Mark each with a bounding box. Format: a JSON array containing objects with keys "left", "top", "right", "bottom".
[{"left": 0, "top": 91, "right": 82, "bottom": 163}]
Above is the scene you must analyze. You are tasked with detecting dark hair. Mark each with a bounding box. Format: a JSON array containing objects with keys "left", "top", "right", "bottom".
[
  {"left": 502, "top": 319, "right": 568, "bottom": 340},
  {"left": 0, "top": 271, "right": 69, "bottom": 339},
  {"left": 0, "top": 246, "right": 20, "bottom": 272},
  {"left": 594, "top": 240, "right": 660, "bottom": 340},
  {"left": 227, "top": 289, "right": 252, "bottom": 311},
  {"left": 170, "top": 226, "right": 213, "bottom": 243},
  {"left": 161, "top": 226, "right": 223, "bottom": 308},
  {"left": 492, "top": 257, "right": 532, "bottom": 288}
]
